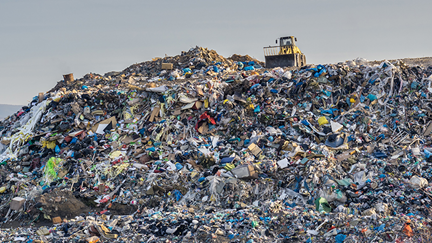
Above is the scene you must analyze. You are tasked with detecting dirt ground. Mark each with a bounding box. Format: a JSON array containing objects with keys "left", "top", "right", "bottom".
[
  {"left": 1, "top": 188, "right": 138, "bottom": 228},
  {"left": 37, "top": 189, "right": 90, "bottom": 219},
  {"left": 393, "top": 57, "right": 432, "bottom": 66},
  {"left": 355, "top": 57, "right": 432, "bottom": 67},
  {"left": 228, "top": 54, "right": 265, "bottom": 66}
]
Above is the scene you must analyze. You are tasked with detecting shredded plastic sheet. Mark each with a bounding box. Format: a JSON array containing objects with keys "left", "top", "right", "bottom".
[
  {"left": 42, "top": 157, "right": 63, "bottom": 185},
  {"left": 41, "top": 140, "right": 56, "bottom": 149},
  {"left": 98, "top": 160, "right": 130, "bottom": 179},
  {"left": 0, "top": 99, "right": 51, "bottom": 162},
  {"left": 208, "top": 176, "right": 224, "bottom": 203},
  {"left": 178, "top": 190, "right": 197, "bottom": 206}
]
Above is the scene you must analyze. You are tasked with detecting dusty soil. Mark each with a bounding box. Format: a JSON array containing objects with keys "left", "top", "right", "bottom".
[
  {"left": 228, "top": 54, "right": 265, "bottom": 66},
  {"left": 393, "top": 57, "right": 432, "bottom": 67},
  {"left": 109, "top": 203, "right": 138, "bottom": 215},
  {"left": 37, "top": 188, "right": 137, "bottom": 218},
  {"left": 1, "top": 188, "right": 138, "bottom": 228},
  {"left": 1, "top": 218, "right": 52, "bottom": 229},
  {"left": 362, "top": 57, "right": 432, "bottom": 67},
  {"left": 38, "top": 189, "right": 90, "bottom": 219}
]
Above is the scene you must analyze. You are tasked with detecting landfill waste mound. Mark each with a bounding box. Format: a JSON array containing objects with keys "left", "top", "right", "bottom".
[{"left": 1, "top": 47, "right": 432, "bottom": 242}]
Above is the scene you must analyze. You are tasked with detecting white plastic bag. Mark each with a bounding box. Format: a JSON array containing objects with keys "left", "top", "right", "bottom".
[
  {"left": 282, "top": 71, "right": 292, "bottom": 79},
  {"left": 410, "top": 176, "right": 428, "bottom": 189}
]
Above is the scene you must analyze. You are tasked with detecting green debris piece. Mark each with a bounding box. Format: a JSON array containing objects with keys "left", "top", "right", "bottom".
[
  {"left": 251, "top": 220, "right": 259, "bottom": 228},
  {"left": 315, "top": 197, "right": 331, "bottom": 213},
  {"left": 336, "top": 178, "right": 353, "bottom": 186},
  {"left": 43, "top": 157, "right": 63, "bottom": 184}
]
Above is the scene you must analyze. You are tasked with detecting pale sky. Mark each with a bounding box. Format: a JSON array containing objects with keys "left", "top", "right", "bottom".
[{"left": 1, "top": 0, "right": 431, "bottom": 105}]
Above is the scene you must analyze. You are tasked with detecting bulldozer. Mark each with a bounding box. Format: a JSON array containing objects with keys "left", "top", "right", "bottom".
[{"left": 263, "top": 36, "right": 306, "bottom": 68}]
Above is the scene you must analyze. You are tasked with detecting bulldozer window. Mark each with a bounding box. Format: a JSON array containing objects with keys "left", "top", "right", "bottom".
[{"left": 281, "top": 38, "right": 292, "bottom": 46}]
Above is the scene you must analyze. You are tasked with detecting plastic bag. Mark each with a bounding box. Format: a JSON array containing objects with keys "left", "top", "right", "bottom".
[
  {"left": 319, "top": 189, "right": 346, "bottom": 203},
  {"left": 282, "top": 71, "right": 292, "bottom": 79},
  {"left": 409, "top": 176, "right": 428, "bottom": 189},
  {"left": 315, "top": 197, "right": 331, "bottom": 213},
  {"left": 208, "top": 176, "right": 225, "bottom": 204}
]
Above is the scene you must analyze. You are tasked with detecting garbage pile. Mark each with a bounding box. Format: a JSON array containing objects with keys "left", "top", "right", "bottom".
[{"left": 1, "top": 47, "right": 432, "bottom": 242}]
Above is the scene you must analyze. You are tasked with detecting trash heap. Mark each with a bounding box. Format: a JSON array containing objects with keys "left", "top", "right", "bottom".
[{"left": 1, "top": 47, "right": 432, "bottom": 242}]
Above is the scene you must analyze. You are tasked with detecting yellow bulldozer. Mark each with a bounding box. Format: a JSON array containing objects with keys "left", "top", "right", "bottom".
[{"left": 263, "top": 36, "right": 306, "bottom": 68}]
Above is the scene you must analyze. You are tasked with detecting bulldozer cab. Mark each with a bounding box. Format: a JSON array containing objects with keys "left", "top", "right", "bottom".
[
  {"left": 277, "top": 36, "right": 295, "bottom": 46},
  {"left": 263, "top": 36, "right": 306, "bottom": 68}
]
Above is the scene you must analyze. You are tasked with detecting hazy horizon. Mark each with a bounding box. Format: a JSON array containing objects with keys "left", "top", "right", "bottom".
[{"left": 1, "top": 0, "right": 431, "bottom": 105}]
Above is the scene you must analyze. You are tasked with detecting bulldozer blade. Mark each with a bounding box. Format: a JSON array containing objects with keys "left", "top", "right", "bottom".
[{"left": 265, "top": 53, "right": 305, "bottom": 68}]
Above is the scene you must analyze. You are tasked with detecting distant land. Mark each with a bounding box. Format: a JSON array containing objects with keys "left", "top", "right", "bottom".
[{"left": 0, "top": 104, "right": 24, "bottom": 119}]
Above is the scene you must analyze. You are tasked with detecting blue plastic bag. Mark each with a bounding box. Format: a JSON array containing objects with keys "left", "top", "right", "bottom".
[
  {"left": 237, "top": 62, "right": 244, "bottom": 69},
  {"left": 221, "top": 157, "right": 234, "bottom": 164},
  {"left": 254, "top": 105, "right": 260, "bottom": 113},
  {"left": 367, "top": 94, "right": 377, "bottom": 101},
  {"left": 173, "top": 190, "right": 182, "bottom": 201},
  {"left": 335, "top": 234, "right": 346, "bottom": 243},
  {"left": 424, "top": 149, "right": 432, "bottom": 158},
  {"left": 175, "top": 163, "right": 183, "bottom": 170}
]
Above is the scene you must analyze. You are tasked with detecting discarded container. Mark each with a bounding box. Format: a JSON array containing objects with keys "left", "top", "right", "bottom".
[
  {"left": 63, "top": 73, "right": 74, "bottom": 83},
  {"left": 231, "top": 165, "right": 258, "bottom": 179},
  {"left": 161, "top": 63, "right": 173, "bottom": 70},
  {"left": 52, "top": 216, "right": 62, "bottom": 224},
  {"left": 10, "top": 197, "right": 25, "bottom": 211}
]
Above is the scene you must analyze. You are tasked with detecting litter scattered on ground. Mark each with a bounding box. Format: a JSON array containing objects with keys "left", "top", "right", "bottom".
[{"left": 1, "top": 47, "right": 432, "bottom": 242}]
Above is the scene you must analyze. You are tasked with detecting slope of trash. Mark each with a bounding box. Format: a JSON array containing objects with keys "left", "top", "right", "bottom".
[{"left": 1, "top": 47, "right": 432, "bottom": 242}]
